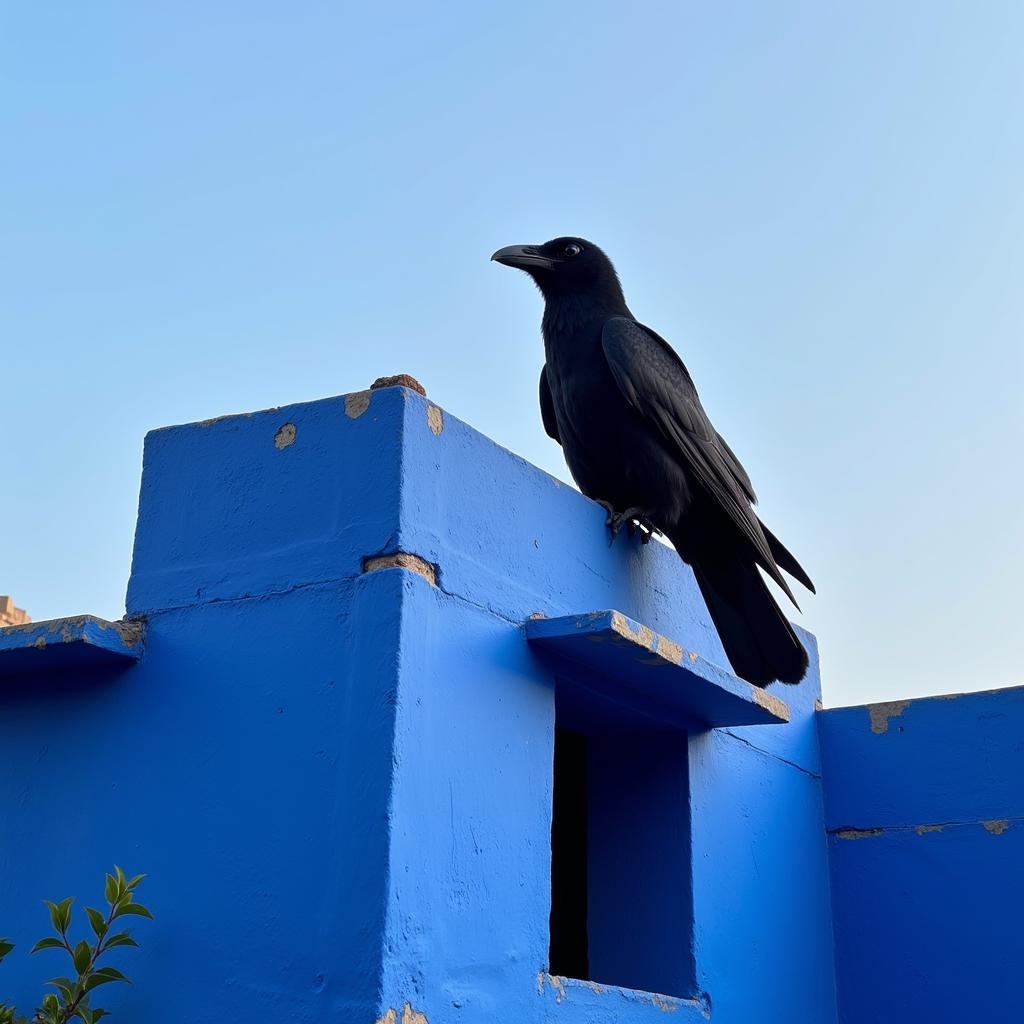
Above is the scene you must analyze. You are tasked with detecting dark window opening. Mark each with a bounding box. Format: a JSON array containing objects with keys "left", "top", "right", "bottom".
[
  {"left": 549, "top": 727, "right": 589, "bottom": 979},
  {"left": 548, "top": 680, "right": 696, "bottom": 998}
]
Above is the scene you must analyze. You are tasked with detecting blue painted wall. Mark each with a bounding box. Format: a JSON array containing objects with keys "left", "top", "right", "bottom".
[
  {"left": 3, "top": 382, "right": 1012, "bottom": 1023},
  {"left": 820, "top": 688, "right": 1024, "bottom": 1023}
]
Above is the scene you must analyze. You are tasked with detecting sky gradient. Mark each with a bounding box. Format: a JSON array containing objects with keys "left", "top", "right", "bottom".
[{"left": 2, "top": 2, "right": 1021, "bottom": 706}]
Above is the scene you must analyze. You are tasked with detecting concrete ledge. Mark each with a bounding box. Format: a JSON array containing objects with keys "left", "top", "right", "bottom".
[
  {"left": 0, "top": 615, "right": 144, "bottom": 677},
  {"left": 526, "top": 610, "right": 789, "bottom": 728}
]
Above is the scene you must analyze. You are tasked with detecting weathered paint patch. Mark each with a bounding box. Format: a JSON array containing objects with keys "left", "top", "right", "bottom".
[
  {"left": 274, "top": 422, "right": 296, "bottom": 449},
  {"left": 375, "top": 1011, "right": 397, "bottom": 1024},
  {"left": 401, "top": 1002, "right": 428, "bottom": 1024},
  {"left": 983, "top": 819, "right": 1010, "bottom": 835},
  {"left": 426, "top": 405, "right": 444, "bottom": 435},
  {"left": 916, "top": 823, "right": 945, "bottom": 835},
  {"left": 867, "top": 700, "right": 912, "bottom": 734},
  {"left": 751, "top": 686, "right": 791, "bottom": 722},
  {"left": 547, "top": 974, "right": 567, "bottom": 1004},
  {"left": 835, "top": 828, "right": 884, "bottom": 840},
  {"left": 363, "top": 552, "right": 437, "bottom": 587},
  {"left": 345, "top": 390, "right": 372, "bottom": 418},
  {"left": 610, "top": 611, "right": 656, "bottom": 651},
  {"left": 658, "top": 636, "right": 685, "bottom": 666}
]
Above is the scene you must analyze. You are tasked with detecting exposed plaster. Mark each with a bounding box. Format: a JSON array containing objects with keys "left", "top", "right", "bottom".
[
  {"left": 834, "top": 828, "right": 884, "bottom": 841},
  {"left": 2, "top": 615, "right": 144, "bottom": 649},
  {"left": 426, "top": 405, "right": 444, "bottom": 435},
  {"left": 274, "top": 423, "right": 296, "bottom": 449},
  {"left": 750, "top": 686, "right": 791, "bottom": 722},
  {"left": 867, "top": 700, "right": 912, "bottom": 734},
  {"left": 983, "top": 819, "right": 1010, "bottom": 835},
  {"left": 374, "top": 1003, "right": 428, "bottom": 1024},
  {"left": 345, "top": 391, "right": 372, "bottom": 418},
  {"left": 362, "top": 552, "right": 438, "bottom": 587},
  {"left": 830, "top": 817, "right": 1021, "bottom": 839}
]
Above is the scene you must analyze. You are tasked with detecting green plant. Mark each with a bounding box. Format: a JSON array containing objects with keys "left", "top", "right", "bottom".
[{"left": 0, "top": 867, "right": 152, "bottom": 1024}]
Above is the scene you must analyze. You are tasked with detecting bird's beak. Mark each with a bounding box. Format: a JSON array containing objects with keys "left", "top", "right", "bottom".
[{"left": 490, "top": 244, "right": 555, "bottom": 270}]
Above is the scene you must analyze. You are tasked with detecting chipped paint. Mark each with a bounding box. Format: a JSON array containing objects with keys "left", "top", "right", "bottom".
[
  {"left": 112, "top": 617, "right": 145, "bottom": 646},
  {"left": 538, "top": 974, "right": 696, "bottom": 1016},
  {"left": 547, "top": 974, "right": 567, "bottom": 1004},
  {"left": 983, "top": 819, "right": 1010, "bottom": 835},
  {"left": 401, "top": 1002, "right": 428, "bottom": 1024},
  {"left": 658, "top": 636, "right": 684, "bottom": 666},
  {"left": 835, "top": 828, "right": 884, "bottom": 840},
  {"left": 814, "top": 698, "right": 823, "bottom": 711},
  {"left": 751, "top": 686, "right": 791, "bottom": 722},
  {"left": 867, "top": 700, "right": 911, "bottom": 734},
  {"left": 344, "top": 390, "right": 372, "bottom": 418},
  {"left": 33, "top": 636, "right": 46, "bottom": 649},
  {"left": 426, "top": 405, "right": 444, "bottom": 435},
  {"left": 274, "top": 422, "right": 296, "bottom": 449},
  {"left": 610, "top": 611, "right": 656, "bottom": 651},
  {"left": 363, "top": 552, "right": 438, "bottom": 587},
  {"left": 374, "top": 1003, "right": 427, "bottom": 1024},
  {"left": 916, "top": 823, "right": 945, "bottom": 835},
  {"left": 650, "top": 992, "right": 681, "bottom": 1014}
]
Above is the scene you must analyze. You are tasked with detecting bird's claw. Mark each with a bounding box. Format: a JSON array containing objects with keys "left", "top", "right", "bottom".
[
  {"left": 603, "top": 505, "right": 661, "bottom": 544},
  {"left": 596, "top": 500, "right": 617, "bottom": 529}
]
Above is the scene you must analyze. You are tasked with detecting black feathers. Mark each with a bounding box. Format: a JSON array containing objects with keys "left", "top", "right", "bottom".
[{"left": 493, "top": 236, "right": 814, "bottom": 686}]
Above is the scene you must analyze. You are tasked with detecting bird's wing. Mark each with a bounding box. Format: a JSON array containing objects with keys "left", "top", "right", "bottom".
[
  {"left": 601, "top": 316, "right": 799, "bottom": 605},
  {"left": 539, "top": 364, "right": 562, "bottom": 444}
]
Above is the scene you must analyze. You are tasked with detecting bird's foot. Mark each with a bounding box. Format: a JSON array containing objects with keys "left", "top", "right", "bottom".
[{"left": 607, "top": 506, "right": 662, "bottom": 545}]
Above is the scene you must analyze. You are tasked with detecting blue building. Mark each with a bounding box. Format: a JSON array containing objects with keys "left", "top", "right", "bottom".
[{"left": 1, "top": 382, "right": 1019, "bottom": 1022}]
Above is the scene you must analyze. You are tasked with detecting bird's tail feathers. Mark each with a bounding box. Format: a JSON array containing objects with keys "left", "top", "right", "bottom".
[
  {"left": 678, "top": 538, "right": 809, "bottom": 687},
  {"left": 758, "top": 517, "right": 816, "bottom": 595}
]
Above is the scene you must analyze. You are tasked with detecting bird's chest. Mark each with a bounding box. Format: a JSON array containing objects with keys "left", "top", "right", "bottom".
[{"left": 544, "top": 328, "right": 651, "bottom": 499}]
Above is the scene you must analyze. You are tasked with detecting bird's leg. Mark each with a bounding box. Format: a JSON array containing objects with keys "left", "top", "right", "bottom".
[{"left": 595, "top": 500, "right": 617, "bottom": 530}]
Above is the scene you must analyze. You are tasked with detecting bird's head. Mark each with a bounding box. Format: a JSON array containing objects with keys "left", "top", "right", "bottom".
[{"left": 491, "top": 236, "right": 625, "bottom": 305}]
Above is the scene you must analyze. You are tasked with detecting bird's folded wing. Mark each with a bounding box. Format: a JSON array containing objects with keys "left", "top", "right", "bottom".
[
  {"left": 600, "top": 316, "right": 798, "bottom": 606},
  {"left": 539, "top": 364, "right": 562, "bottom": 444}
]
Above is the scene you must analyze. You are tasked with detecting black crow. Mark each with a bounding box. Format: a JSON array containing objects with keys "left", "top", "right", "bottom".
[{"left": 492, "top": 236, "right": 814, "bottom": 686}]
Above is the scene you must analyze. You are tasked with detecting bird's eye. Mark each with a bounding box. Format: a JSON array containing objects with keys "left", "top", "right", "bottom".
[{"left": 563, "top": 243, "right": 582, "bottom": 257}]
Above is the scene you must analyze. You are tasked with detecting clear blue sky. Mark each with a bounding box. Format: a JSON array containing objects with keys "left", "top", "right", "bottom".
[{"left": 2, "top": 3, "right": 1021, "bottom": 706}]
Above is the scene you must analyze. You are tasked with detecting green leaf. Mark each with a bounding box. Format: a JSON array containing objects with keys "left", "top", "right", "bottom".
[
  {"left": 56, "top": 897, "right": 74, "bottom": 933},
  {"left": 100, "top": 932, "right": 137, "bottom": 950},
  {"left": 46, "top": 976, "right": 75, "bottom": 1002},
  {"left": 0, "top": 939, "right": 13, "bottom": 961},
  {"left": 103, "top": 875, "right": 117, "bottom": 906},
  {"left": 125, "top": 874, "right": 146, "bottom": 891},
  {"left": 72, "top": 940, "right": 92, "bottom": 975},
  {"left": 84, "top": 908, "right": 107, "bottom": 940},
  {"left": 30, "top": 937, "right": 65, "bottom": 955},
  {"left": 83, "top": 967, "right": 129, "bottom": 992},
  {"left": 44, "top": 900, "right": 62, "bottom": 933},
  {"left": 114, "top": 903, "right": 152, "bottom": 920}
]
